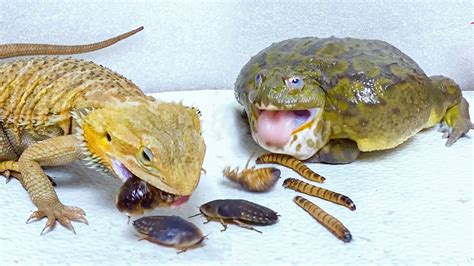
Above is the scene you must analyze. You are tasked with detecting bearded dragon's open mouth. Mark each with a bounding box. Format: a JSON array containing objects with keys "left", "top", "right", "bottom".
[
  {"left": 111, "top": 159, "right": 189, "bottom": 209},
  {"left": 254, "top": 108, "right": 320, "bottom": 147}
]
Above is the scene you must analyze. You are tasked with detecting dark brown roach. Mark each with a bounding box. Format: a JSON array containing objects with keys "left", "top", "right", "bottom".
[
  {"left": 283, "top": 178, "right": 356, "bottom": 210},
  {"left": 190, "top": 199, "right": 279, "bottom": 233},
  {"left": 294, "top": 196, "right": 352, "bottom": 243},
  {"left": 133, "top": 215, "right": 205, "bottom": 253},
  {"left": 256, "top": 153, "right": 325, "bottom": 183},
  {"left": 115, "top": 175, "right": 183, "bottom": 216}
]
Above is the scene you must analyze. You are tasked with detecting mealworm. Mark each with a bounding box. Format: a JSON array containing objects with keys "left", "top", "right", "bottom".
[
  {"left": 256, "top": 153, "right": 325, "bottom": 183},
  {"left": 294, "top": 196, "right": 352, "bottom": 243},
  {"left": 283, "top": 178, "right": 356, "bottom": 210}
]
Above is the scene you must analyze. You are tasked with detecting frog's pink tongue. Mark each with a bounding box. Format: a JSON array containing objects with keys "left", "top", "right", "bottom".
[{"left": 257, "top": 111, "right": 297, "bottom": 146}]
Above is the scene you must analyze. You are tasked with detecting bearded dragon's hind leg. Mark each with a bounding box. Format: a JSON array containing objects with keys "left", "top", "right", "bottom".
[
  {"left": 0, "top": 161, "right": 20, "bottom": 183},
  {"left": 15, "top": 134, "right": 88, "bottom": 234}
]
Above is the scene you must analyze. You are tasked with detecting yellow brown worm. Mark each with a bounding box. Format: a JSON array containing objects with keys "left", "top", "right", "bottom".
[
  {"left": 294, "top": 196, "right": 352, "bottom": 243},
  {"left": 283, "top": 178, "right": 356, "bottom": 210},
  {"left": 256, "top": 153, "right": 325, "bottom": 183},
  {"left": 0, "top": 26, "right": 144, "bottom": 59}
]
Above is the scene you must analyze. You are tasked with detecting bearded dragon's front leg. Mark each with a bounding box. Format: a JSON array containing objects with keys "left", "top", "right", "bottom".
[{"left": 16, "top": 135, "right": 87, "bottom": 234}]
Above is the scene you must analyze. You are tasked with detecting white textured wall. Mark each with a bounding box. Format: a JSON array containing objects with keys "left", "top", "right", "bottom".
[{"left": 1, "top": 1, "right": 472, "bottom": 92}]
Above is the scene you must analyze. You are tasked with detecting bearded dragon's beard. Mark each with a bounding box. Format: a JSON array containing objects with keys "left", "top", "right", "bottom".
[
  {"left": 71, "top": 109, "right": 189, "bottom": 215},
  {"left": 72, "top": 108, "right": 110, "bottom": 174}
]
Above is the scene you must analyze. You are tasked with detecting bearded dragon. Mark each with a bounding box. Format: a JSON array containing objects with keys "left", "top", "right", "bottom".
[{"left": 0, "top": 27, "right": 206, "bottom": 234}]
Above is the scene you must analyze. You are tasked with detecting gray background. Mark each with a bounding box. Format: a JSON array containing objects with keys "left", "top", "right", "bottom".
[{"left": 1, "top": 0, "right": 473, "bottom": 92}]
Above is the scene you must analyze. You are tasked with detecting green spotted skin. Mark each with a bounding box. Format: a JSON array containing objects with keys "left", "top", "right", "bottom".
[{"left": 235, "top": 37, "right": 461, "bottom": 152}]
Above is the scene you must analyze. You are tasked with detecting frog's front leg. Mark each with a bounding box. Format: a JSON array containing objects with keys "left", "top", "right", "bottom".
[
  {"left": 428, "top": 76, "right": 473, "bottom": 146},
  {"left": 9, "top": 135, "right": 87, "bottom": 234},
  {"left": 438, "top": 97, "right": 473, "bottom": 146},
  {"left": 306, "top": 139, "right": 360, "bottom": 164}
]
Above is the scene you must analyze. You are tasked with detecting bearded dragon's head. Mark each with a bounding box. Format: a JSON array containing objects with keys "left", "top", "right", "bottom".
[{"left": 72, "top": 98, "right": 206, "bottom": 208}]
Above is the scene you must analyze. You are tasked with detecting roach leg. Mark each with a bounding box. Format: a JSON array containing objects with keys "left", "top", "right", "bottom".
[
  {"left": 233, "top": 219, "right": 262, "bottom": 234},
  {"left": 177, "top": 248, "right": 188, "bottom": 254},
  {"left": 219, "top": 219, "right": 228, "bottom": 232}
]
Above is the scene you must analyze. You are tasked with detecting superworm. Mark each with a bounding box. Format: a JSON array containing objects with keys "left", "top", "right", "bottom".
[
  {"left": 283, "top": 178, "right": 356, "bottom": 210},
  {"left": 294, "top": 196, "right": 352, "bottom": 243},
  {"left": 256, "top": 153, "right": 325, "bottom": 183}
]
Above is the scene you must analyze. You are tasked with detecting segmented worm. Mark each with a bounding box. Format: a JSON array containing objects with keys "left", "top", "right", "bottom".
[
  {"left": 256, "top": 153, "right": 325, "bottom": 183},
  {"left": 294, "top": 196, "right": 352, "bottom": 243},
  {"left": 283, "top": 178, "right": 356, "bottom": 210}
]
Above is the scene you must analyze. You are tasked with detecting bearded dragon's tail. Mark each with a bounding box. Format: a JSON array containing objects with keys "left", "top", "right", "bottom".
[{"left": 0, "top": 26, "right": 143, "bottom": 59}]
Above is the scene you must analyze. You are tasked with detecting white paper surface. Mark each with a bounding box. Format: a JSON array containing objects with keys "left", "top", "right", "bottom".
[{"left": 0, "top": 90, "right": 472, "bottom": 264}]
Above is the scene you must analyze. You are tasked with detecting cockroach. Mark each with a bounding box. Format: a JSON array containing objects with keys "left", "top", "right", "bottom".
[
  {"left": 256, "top": 153, "right": 325, "bottom": 183},
  {"left": 223, "top": 154, "right": 281, "bottom": 192},
  {"left": 115, "top": 175, "right": 184, "bottom": 216},
  {"left": 133, "top": 215, "right": 205, "bottom": 253},
  {"left": 283, "top": 178, "right": 356, "bottom": 210},
  {"left": 294, "top": 196, "right": 352, "bottom": 243},
  {"left": 190, "top": 199, "right": 279, "bottom": 233}
]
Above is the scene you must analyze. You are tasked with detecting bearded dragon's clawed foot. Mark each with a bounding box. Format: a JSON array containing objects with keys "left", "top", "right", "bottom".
[
  {"left": 26, "top": 204, "right": 88, "bottom": 235},
  {"left": 2, "top": 170, "right": 16, "bottom": 184}
]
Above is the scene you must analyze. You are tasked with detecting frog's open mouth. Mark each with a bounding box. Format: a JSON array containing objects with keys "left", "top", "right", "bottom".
[
  {"left": 111, "top": 159, "right": 189, "bottom": 208},
  {"left": 254, "top": 108, "right": 320, "bottom": 147}
]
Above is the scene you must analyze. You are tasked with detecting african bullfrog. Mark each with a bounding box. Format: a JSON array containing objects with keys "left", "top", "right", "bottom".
[{"left": 234, "top": 37, "right": 473, "bottom": 163}]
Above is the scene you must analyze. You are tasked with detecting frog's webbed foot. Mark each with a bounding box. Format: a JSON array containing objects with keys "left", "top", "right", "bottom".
[
  {"left": 306, "top": 139, "right": 360, "bottom": 164},
  {"left": 27, "top": 203, "right": 88, "bottom": 235},
  {"left": 438, "top": 97, "right": 473, "bottom": 147}
]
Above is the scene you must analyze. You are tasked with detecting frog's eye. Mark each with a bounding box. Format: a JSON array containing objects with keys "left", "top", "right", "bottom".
[
  {"left": 286, "top": 76, "right": 304, "bottom": 90},
  {"left": 139, "top": 147, "right": 153, "bottom": 166},
  {"left": 255, "top": 73, "right": 263, "bottom": 86}
]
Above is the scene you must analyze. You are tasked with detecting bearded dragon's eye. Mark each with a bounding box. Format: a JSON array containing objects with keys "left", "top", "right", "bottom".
[{"left": 140, "top": 147, "right": 153, "bottom": 165}]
